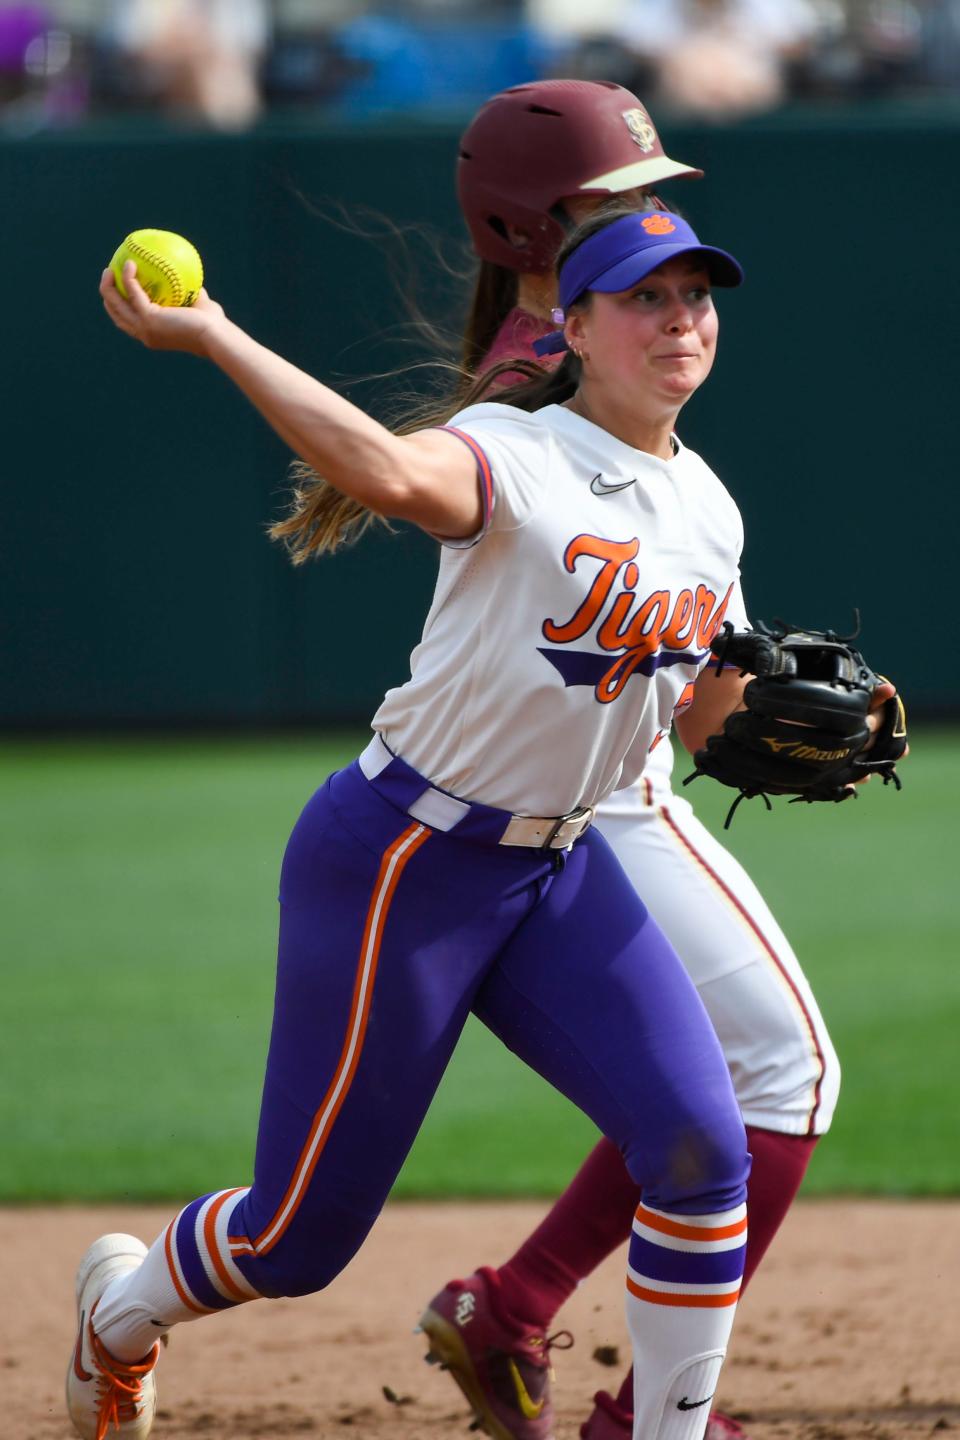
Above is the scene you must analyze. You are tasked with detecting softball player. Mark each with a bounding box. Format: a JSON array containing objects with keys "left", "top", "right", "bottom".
[
  {"left": 74, "top": 207, "right": 751, "bottom": 1440},
  {"left": 418, "top": 82, "right": 840, "bottom": 1440}
]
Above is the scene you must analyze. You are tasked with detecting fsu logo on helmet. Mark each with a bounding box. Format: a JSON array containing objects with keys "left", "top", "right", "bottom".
[{"left": 622, "top": 107, "right": 657, "bottom": 153}]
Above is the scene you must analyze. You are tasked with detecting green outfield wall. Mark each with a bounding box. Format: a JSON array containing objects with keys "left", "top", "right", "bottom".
[{"left": 2, "top": 103, "right": 957, "bottom": 726}]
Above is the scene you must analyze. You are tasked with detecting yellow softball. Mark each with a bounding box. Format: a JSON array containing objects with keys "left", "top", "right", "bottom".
[{"left": 110, "top": 229, "right": 204, "bottom": 307}]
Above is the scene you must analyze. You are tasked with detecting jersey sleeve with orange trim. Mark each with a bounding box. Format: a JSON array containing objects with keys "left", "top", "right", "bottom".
[{"left": 437, "top": 402, "right": 554, "bottom": 544}]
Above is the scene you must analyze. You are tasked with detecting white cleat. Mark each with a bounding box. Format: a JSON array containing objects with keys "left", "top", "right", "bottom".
[{"left": 65, "top": 1233, "right": 160, "bottom": 1440}]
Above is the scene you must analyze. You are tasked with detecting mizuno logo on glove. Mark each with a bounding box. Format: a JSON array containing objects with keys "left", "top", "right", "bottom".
[{"left": 761, "top": 738, "right": 852, "bottom": 762}]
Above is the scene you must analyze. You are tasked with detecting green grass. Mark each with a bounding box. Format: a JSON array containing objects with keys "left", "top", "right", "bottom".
[{"left": 1, "top": 729, "right": 957, "bottom": 1202}]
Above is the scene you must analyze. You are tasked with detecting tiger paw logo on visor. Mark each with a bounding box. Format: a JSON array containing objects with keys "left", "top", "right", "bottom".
[{"left": 641, "top": 214, "right": 677, "bottom": 235}]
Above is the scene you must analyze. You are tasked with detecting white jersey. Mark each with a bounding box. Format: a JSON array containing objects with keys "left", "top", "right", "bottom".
[
  {"left": 602, "top": 725, "right": 677, "bottom": 817},
  {"left": 373, "top": 401, "right": 747, "bottom": 816}
]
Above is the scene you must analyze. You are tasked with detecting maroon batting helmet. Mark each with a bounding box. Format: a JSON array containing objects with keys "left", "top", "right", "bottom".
[{"left": 457, "top": 79, "right": 702, "bottom": 274}]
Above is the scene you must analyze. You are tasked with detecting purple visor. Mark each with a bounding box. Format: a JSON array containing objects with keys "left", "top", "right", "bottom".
[{"left": 533, "top": 212, "right": 743, "bottom": 358}]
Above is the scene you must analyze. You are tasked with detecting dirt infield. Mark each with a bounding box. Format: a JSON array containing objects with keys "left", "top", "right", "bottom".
[{"left": 12, "top": 1200, "right": 958, "bottom": 1439}]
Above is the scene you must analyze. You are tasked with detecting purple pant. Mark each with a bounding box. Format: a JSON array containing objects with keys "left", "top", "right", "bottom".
[{"left": 229, "top": 757, "right": 749, "bottom": 1299}]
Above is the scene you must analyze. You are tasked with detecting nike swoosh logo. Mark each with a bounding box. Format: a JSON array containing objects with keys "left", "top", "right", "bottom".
[
  {"left": 73, "top": 1310, "right": 93, "bottom": 1382},
  {"left": 150, "top": 1320, "right": 169, "bottom": 1327},
  {"left": 677, "top": 1394, "right": 714, "bottom": 1411},
  {"left": 590, "top": 473, "right": 636, "bottom": 496},
  {"left": 507, "top": 1358, "right": 545, "bottom": 1421}
]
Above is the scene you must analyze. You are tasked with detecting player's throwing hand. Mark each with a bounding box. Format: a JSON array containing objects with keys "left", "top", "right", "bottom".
[{"left": 100, "top": 263, "right": 225, "bottom": 356}]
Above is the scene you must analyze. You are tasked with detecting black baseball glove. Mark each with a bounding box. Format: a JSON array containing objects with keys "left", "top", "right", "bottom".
[{"left": 684, "top": 618, "right": 907, "bottom": 827}]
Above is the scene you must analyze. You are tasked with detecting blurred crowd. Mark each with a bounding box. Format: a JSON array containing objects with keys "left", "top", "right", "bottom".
[{"left": 2, "top": 0, "right": 959, "bottom": 135}]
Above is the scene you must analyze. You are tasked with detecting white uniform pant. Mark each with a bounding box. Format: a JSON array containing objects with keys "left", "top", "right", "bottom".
[{"left": 596, "top": 762, "right": 840, "bottom": 1136}]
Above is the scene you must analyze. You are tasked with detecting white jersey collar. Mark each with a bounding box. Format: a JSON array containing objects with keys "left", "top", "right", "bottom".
[{"left": 541, "top": 402, "right": 683, "bottom": 470}]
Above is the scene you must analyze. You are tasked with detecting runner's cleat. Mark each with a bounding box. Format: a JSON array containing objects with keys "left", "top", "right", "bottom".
[
  {"left": 580, "top": 1389, "right": 750, "bottom": 1439},
  {"left": 419, "top": 1268, "right": 571, "bottom": 1440},
  {"left": 705, "top": 1413, "right": 751, "bottom": 1439},
  {"left": 580, "top": 1389, "right": 631, "bottom": 1438}
]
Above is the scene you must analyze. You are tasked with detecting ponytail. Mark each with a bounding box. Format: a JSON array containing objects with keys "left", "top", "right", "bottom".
[
  {"left": 270, "top": 203, "right": 642, "bottom": 563},
  {"left": 268, "top": 351, "right": 582, "bottom": 563}
]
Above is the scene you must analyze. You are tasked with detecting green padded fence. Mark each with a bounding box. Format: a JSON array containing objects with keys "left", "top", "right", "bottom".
[{"left": 3, "top": 104, "right": 957, "bottom": 725}]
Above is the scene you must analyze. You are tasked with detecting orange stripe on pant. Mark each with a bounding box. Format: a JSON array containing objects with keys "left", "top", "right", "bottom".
[
  {"left": 202, "top": 1188, "right": 251, "bottom": 1302},
  {"left": 626, "top": 1275, "right": 741, "bottom": 1308},
  {"left": 240, "top": 822, "right": 430, "bottom": 1258},
  {"left": 163, "top": 1219, "right": 212, "bottom": 1315}
]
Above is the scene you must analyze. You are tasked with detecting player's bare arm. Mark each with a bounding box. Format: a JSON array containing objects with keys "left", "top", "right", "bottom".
[
  {"left": 99, "top": 264, "right": 483, "bottom": 540},
  {"left": 674, "top": 665, "right": 748, "bottom": 754}
]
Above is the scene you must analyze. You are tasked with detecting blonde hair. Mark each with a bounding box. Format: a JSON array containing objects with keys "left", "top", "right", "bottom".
[{"left": 269, "top": 200, "right": 639, "bottom": 564}]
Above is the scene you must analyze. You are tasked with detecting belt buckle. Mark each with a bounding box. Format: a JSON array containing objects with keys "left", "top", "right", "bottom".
[
  {"left": 546, "top": 805, "right": 595, "bottom": 849},
  {"left": 499, "top": 806, "right": 595, "bottom": 849}
]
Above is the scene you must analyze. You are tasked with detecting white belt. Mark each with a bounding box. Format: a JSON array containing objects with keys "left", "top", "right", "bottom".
[
  {"left": 358, "top": 735, "right": 595, "bottom": 850},
  {"left": 499, "top": 809, "right": 596, "bottom": 849}
]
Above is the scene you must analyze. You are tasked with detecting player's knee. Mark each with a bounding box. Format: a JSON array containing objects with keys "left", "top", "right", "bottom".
[
  {"left": 242, "top": 1249, "right": 345, "bottom": 1299},
  {"left": 814, "top": 1028, "right": 841, "bottom": 1133},
  {"left": 757, "top": 1021, "right": 842, "bottom": 1134},
  {"left": 235, "top": 1204, "right": 378, "bottom": 1299},
  {"left": 629, "top": 1099, "right": 750, "bottom": 1213}
]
